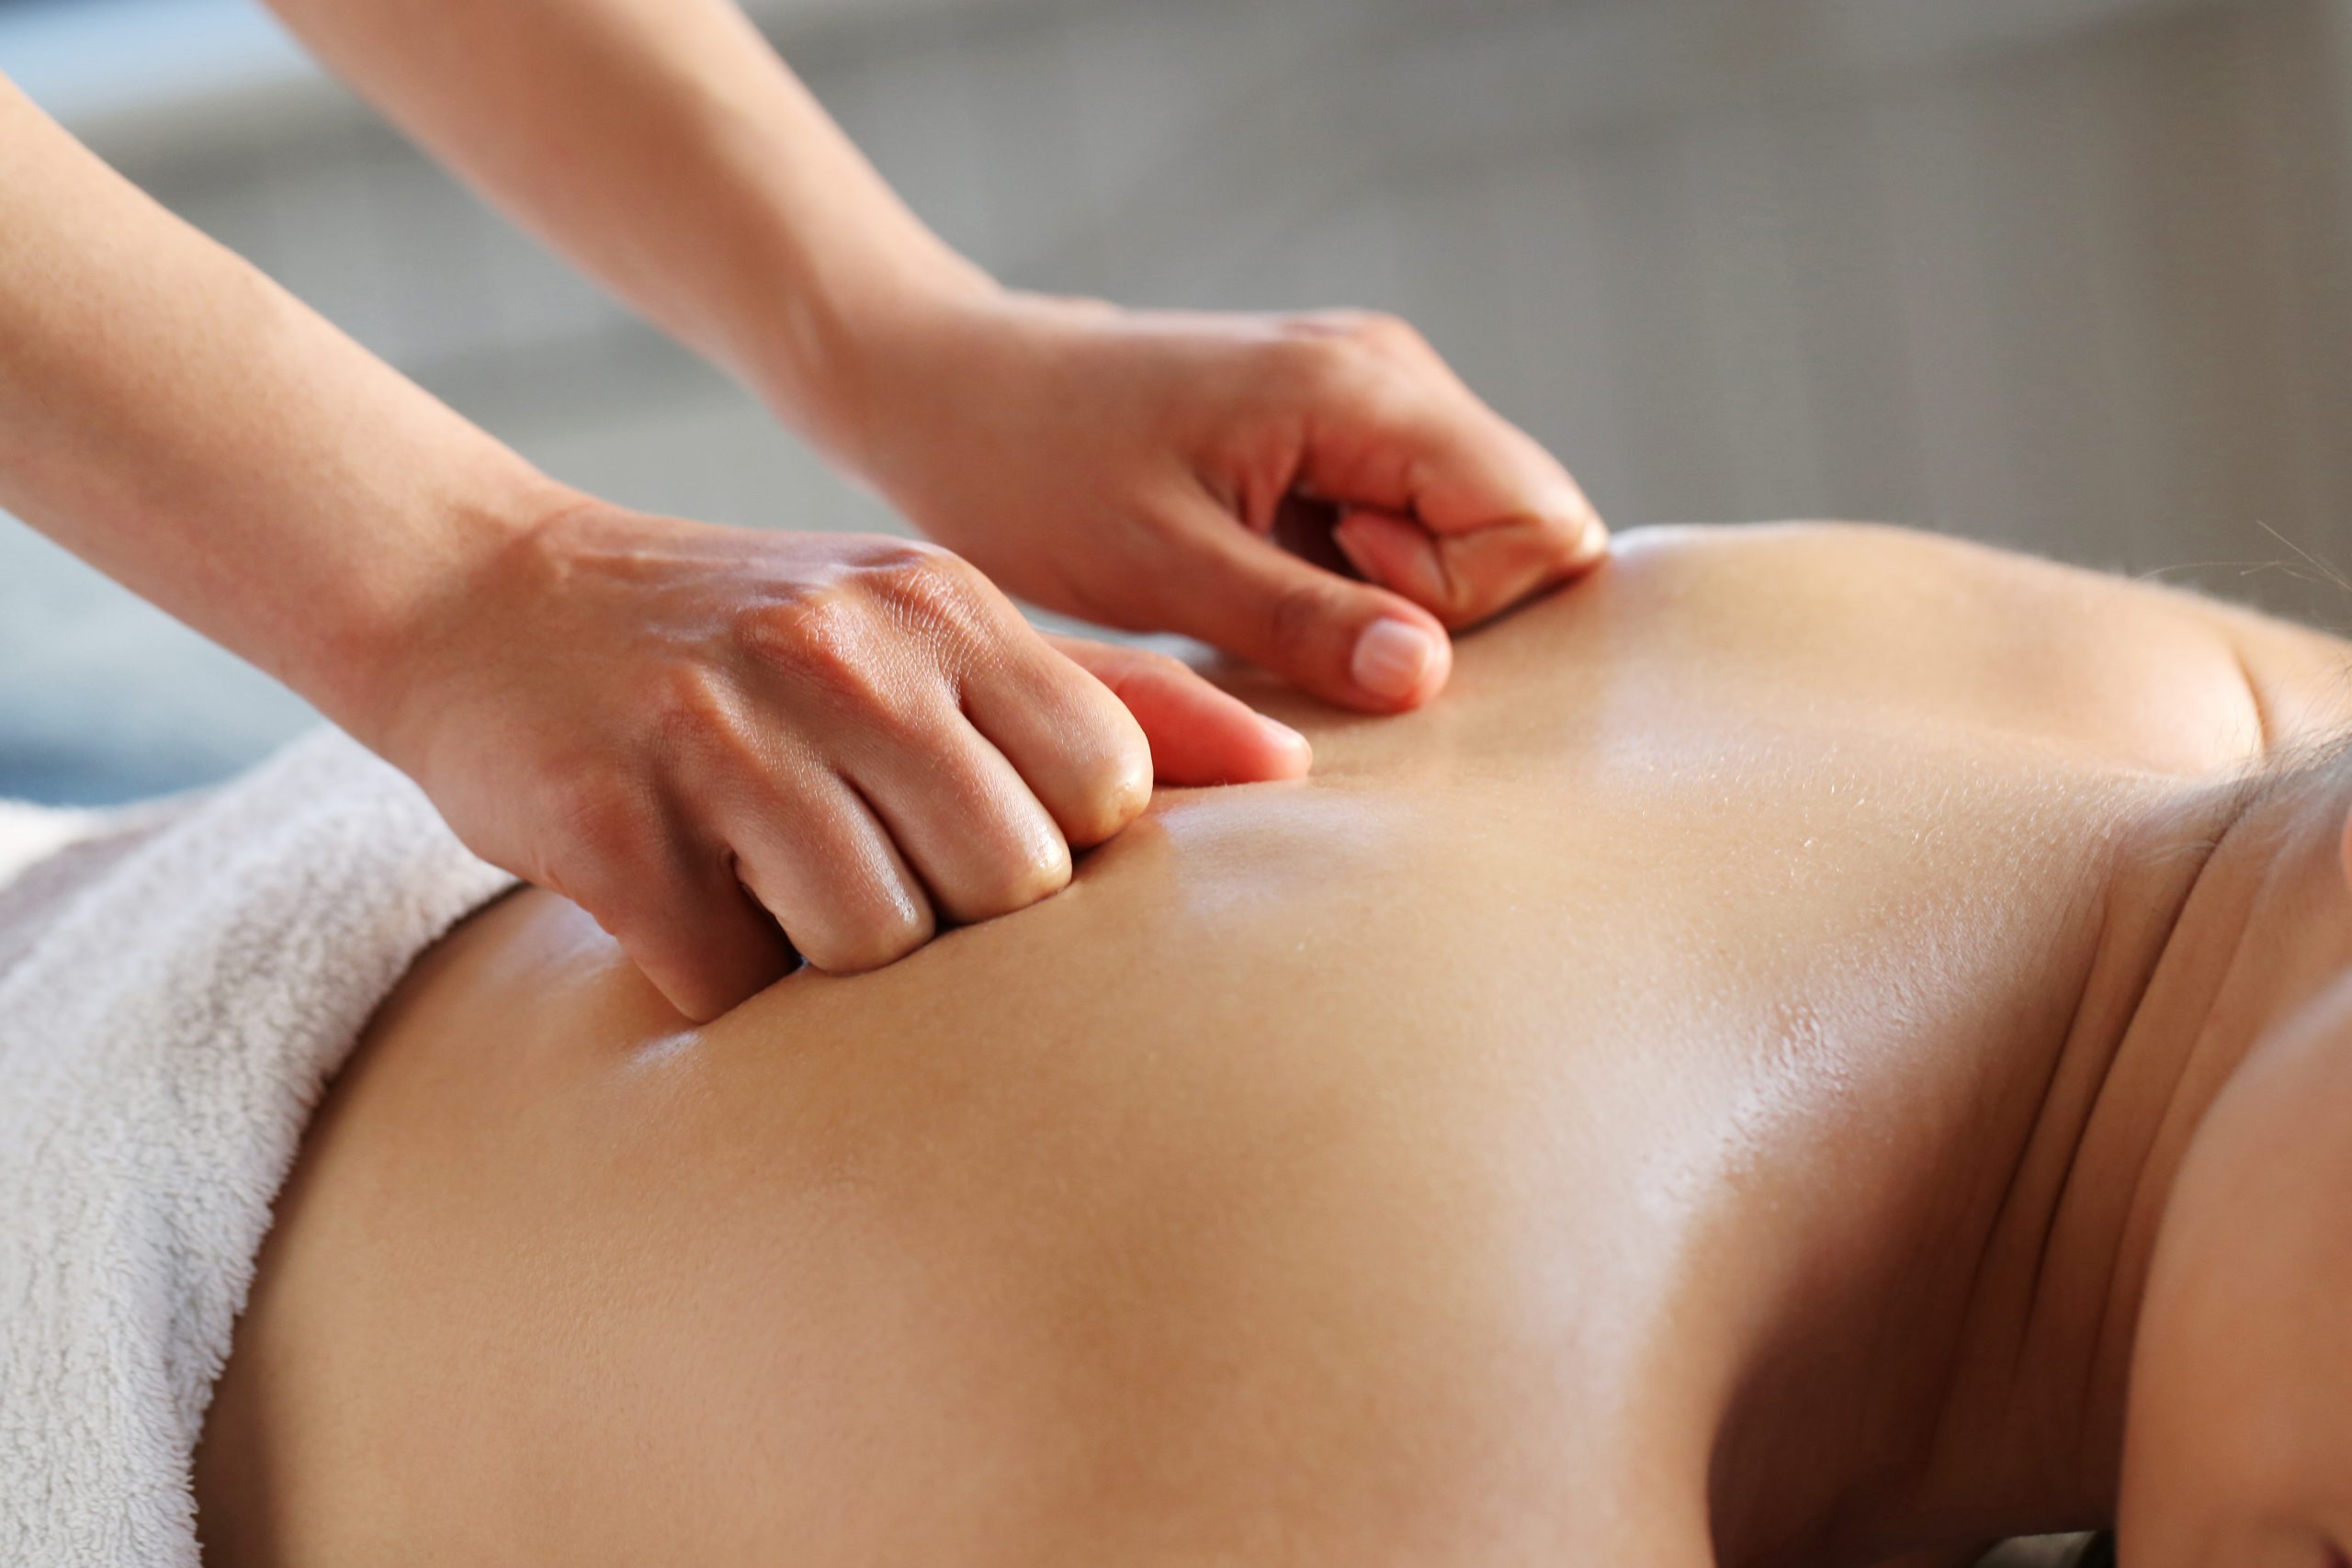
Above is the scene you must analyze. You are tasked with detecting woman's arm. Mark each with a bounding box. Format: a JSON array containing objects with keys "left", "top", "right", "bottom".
[
  {"left": 0, "top": 73, "right": 1305, "bottom": 1019},
  {"left": 258, "top": 0, "right": 1609, "bottom": 710},
  {"left": 0, "top": 72, "right": 560, "bottom": 728},
  {"left": 254, "top": 0, "right": 975, "bottom": 461}
]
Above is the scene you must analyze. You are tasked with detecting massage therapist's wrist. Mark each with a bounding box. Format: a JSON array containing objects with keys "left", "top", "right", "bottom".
[
  {"left": 740, "top": 244, "right": 1000, "bottom": 478},
  {"left": 320, "top": 475, "right": 591, "bottom": 772}
]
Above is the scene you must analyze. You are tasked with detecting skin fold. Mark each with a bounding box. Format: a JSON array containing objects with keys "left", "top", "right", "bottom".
[{"left": 193, "top": 524, "right": 2352, "bottom": 1566}]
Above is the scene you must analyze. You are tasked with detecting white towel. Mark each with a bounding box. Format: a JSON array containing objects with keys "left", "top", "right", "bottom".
[
  {"left": 0, "top": 728, "right": 514, "bottom": 1567},
  {"left": 0, "top": 798, "right": 107, "bottom": 886}
]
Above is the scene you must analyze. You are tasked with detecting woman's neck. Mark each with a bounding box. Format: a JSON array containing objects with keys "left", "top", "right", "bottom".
[{"left": 1703, "top": 762, "right": 2352, "bottom": 1567}]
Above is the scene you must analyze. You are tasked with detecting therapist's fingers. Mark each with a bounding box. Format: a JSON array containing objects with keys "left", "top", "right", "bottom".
[
  {"left": 837, "top": 702, "right": 1078, "bottom": 927},
  {"left": 538, "top": 786, "right": 797, "bottom": 1021},
  {"left": 1159, "top": 490, "right": 1453, "bottom": 713},
  {"left": 1331, "top": 504, "right": 1592, "bottom": 630},
  {"left": 607, "top": 886, "right": 796, "bottom": 1023},
  {"left": 718, "top": 773, "right": 937, "bottom": 979},
  {"left": 395, "top": 512, "right": 1178, "bottom": 1020},
  {"left": 955, "top": 623, "right": 1154, "bottom": 850},
  {"left": 1269, "top": 311, "right": 1607, "bottom": 615},
  {"left": 1283, "top": 310, "right": 1601, "bottom": 534},
  {"left": 1046, "top": 636, "right": 1312, "bottom": 786}
]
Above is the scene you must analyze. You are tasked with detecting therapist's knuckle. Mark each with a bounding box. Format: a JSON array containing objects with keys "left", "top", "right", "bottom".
[
  {"left": 1283, "top": 310, "right": 1427, "bottom": 373},
  {"left": 738, "top": 589, "right": 844, "bottom": 674},
  {"left": 1270, "top": 332, "right": 1373, "bottom": 403},
  {"left": 740, "top": 593, "right": 899, "bottom": 720},
  {"left": 1438, "top": 590, "right": 1496, "bottom": 634},
  {"left": 1429, "top": 568, "right": 1487, "bottom": 628},
  {"left": 1348, "top": 310, "right": 1425, "bottom": 358},
  {"left": 965, "top": 826, "right": 1074, "bottom": 922},
  {"left": 1063, "top": 725, "right": 1153, "bottom": 849},
  {"left": 865, "top": 540, "right": 991, "bottom": 635},
  {"left": 801, "top": 901, "right": 934, "bottom": 975}
]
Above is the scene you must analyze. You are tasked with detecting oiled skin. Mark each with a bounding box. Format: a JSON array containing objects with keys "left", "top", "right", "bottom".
[{"left": 192, "top": 525, "right": 2350, "bottom": 1567}]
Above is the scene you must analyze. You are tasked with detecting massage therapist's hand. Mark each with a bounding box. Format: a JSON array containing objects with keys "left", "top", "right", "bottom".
[
  {"left": 364, "top": 502, "right": 1311, "bottom": 1021},
  {"left": 829, "top": 289, "right": 1610, "bottom": 711}
]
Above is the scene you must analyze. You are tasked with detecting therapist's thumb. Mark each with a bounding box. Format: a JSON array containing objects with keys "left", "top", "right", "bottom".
[{"left": 1182, "top": 511, "right": 1453, "bottom": 712}]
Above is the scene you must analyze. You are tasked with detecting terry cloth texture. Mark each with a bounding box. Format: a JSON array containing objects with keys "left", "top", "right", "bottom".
[{"left": 0, "top": 728, "right": 514, "bottom": 1567}]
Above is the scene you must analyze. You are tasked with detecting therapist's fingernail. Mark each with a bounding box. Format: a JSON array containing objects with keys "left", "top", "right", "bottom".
[{"left": 1351, "top": 617, "right": 1438, "bottom": 702}]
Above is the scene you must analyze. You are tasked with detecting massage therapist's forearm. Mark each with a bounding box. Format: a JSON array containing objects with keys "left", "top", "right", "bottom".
[
  {"left": 255, "top": 0, "right": 1611, "bottom": 716},
  {"left": 0, "top": 67, "right": 1309, "bottom": 1021},
  {"left": 255, "top": 0, "right": 984, "bottom": 463},
  {"left": 0, "top": 73, "right": 568, "bottom": 739}
]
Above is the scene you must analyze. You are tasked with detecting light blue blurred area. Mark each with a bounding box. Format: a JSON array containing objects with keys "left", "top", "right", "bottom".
[
  {"left": 0, "top": 0, "right": 315, "bottom": 127},
  {"left": 0, "top": 520, "right": 321, "bottom": 804}
]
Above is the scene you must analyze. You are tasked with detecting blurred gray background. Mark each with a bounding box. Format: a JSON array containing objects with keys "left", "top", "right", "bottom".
[{"left": 5, "top": 0, "right": 2350, "bottom": 803}]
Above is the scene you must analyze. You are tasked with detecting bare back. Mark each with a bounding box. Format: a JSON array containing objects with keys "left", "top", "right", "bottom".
[{"left": 194, "top": 525, "right": 2348, "bottom": 1566}]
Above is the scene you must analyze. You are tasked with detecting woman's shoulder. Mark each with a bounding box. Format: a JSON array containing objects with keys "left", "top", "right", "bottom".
[{"left": 1596, "top": 521, "right": 2350, "bottom": 776}]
